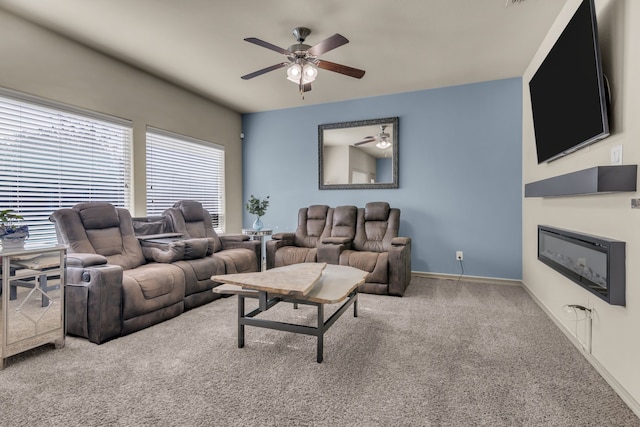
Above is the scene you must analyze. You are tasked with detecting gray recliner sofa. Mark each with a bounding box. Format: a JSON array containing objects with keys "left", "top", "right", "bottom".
[
  {"left": 266, "top": 202, "right": 412, "bottom": 296},
  {"left": 50, "top": 201, "right": 260, "bottom": 344}
]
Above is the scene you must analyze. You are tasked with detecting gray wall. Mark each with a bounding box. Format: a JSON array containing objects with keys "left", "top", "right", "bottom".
[
  {"left": 0, "top": 10, "right": 245, "bottom": 231},
  {"left": 242, "top": 78, "right": 523, "bottom": 279}
]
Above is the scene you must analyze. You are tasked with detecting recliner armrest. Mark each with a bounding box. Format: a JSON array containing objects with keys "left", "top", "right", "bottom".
[
  {"left": 218, "top": 239, "right": 261, "bottom": 272},
  {"left": 66, "top": 253, "right": 108, "bottom": 267},
  {"left": 265, "top": 236, "right": 294, "bottom": 270},
  {"left": 65, "top": 264, "right": 124, "bottom": 344},
  {"left": 221, "top": 239, "right": 259, "bottom": 251},
  {"left": 140, "top": 240, "right": 186, "bottom": 263},
  {"left": 322, "top": 236, "right": 352, "bottom": 245},
  {"left": 219, "top": 233, "right": 250, "bottom": 243},
  {"left": 388, "top": 239, "right": 412, "bottom": 297},
  {"left": 391, "top": 237, "right": 411, "bottom": 246},
  {"left": 271, "top": 232, "right": 294, "bottom": 242},
  {"left": 317, "top": 239, "right": 352, "bottom": 264}
]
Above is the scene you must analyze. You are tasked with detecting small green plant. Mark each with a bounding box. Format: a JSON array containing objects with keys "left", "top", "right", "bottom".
[
  {"left": 245, "top": 195, "right": 270, "bottom": 217},
  {"left": 0, "top": 209, "right": 24, "bottom": 230}
]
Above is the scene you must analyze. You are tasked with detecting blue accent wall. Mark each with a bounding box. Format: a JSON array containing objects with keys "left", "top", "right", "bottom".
[{"left": 242, "top": 78, "right": 522, "bottom": 279}]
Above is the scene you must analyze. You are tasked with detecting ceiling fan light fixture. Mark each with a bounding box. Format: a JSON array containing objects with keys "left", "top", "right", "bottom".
[
  {"left": 302, "top": 62, "right": 317, "bottom": 83},
  {"left": 287, "top": 60, "right": 317, "bottom": 85},
  {"left": 286, "top": 63, "right": 302, "bottom": 83},
  {"left": 376, "top": 137, "right": 392, "bottom": 150}
]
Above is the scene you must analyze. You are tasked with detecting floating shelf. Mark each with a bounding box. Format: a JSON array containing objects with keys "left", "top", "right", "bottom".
[{"left": 525, "top": 165, "right": 637, "bottom": 197}]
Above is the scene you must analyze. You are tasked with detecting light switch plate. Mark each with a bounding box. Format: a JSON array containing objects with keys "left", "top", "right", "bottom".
[{"left": 611, "top": 145, "right": 623, "bottom": 165}]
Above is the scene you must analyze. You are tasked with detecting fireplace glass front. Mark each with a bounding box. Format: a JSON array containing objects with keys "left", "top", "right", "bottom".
[{"left": 538, "top": 225, "right": 625, "bottom": 306}]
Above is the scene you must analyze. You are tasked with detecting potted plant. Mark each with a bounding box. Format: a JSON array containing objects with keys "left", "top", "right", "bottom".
[
  {"left": 0, "top": 209, "right": 29, "bottom": 249},
  {"left": 245, "top": 195, "right": 270, "bottom": 231}
]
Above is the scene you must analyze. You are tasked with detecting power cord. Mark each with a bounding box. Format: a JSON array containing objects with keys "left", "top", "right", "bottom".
[
  {"left": 457, "top": 259, "right": 464, "bottom": 282},
  {"left": 562, "top": 304, "right": 592, "bottom": 353}
]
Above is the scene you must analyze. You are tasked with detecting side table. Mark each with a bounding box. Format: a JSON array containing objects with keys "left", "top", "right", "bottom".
[
  {"left": 242, "top": 229, "right": 272, "bottom": 271},
  {"left": 1, "top": 245, "right": 66, "bottom": 369}
]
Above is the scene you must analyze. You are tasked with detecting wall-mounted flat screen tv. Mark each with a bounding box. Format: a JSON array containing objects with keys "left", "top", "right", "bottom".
[{"left": 529, "top": 0, "right": 609, "bottom": 164}]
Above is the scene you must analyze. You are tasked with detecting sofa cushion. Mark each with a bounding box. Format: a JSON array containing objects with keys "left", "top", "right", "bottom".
[
  {"left": 364, "top": 202, "right": 390, "bottom": 221},
  {"left": 75, "top": 202, "right": 121, "bottom": 230},
  {"left": 275, "top": 246, "right": 318, "bottom": 266},
  {"left": 215, "top": 248, "right": 259, "bottom": 274},
  {"left": 121, "top": 263, "right": 185, "bottom": 320},
  {"left": 174, "top": 256, "right": 225, "bottom": 296},
  {"left": 137, "top": 271, "right": 175, "bottom": 299},
  {"left": 308, "top": 204, "right": 329, "bottom": 220},
  {"left": 339, "top": 250, "right": 388, "bottom": 284},
  {"left": 331, "top": 205, "right": 357, "bottom": 239},
  {"left": 174, "top": 200, "right": 206, "bottom": 222},
  {"left": 294, "top": 205, "right": 332, "bottom": 248},
  {"left": 73, "top": 205, "right": 146, "bottom": 270},
  {"left": 183, "top": 238, "right": 210, "bottom": 259}
]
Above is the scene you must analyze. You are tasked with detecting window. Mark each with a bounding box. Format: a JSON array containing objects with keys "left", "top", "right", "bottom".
[
  {"left": 0, "top": 89, "right": 132, "bottom": 245},
  {"left": 146, "top": 128, "right": 225, "bottom": 231}
]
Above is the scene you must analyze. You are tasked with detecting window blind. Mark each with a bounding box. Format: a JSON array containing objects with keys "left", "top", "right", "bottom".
[
  {"left": 0, "top": 89, "right": 132, "bottom": 245},
  {"left": 146, "top": 128, "right": 225, "bottom": 231}
]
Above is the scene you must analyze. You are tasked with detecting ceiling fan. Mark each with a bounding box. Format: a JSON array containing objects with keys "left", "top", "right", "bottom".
[
  {"left": 241, "top": 27, "right": 366, "bottom": 95},
  {"left": 354, "top": 125, "right": 392, "bottom": 149}
]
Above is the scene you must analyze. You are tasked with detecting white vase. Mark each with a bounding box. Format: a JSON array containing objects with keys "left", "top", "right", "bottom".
[{"left": 0, "top": 226, "right": 29, "bottom": 249}]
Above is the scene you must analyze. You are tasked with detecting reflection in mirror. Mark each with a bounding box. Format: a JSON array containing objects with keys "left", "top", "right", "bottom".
[{"left": 319, "top": 117, "right": 398, "bottom": 190}]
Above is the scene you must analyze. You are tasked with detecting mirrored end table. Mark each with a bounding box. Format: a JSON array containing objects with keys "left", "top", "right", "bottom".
[
  {"left": 1, "top": 245, "right": 66, "bottom": 369},
  {"left": 242, "top": 229, "right": 272, "bottom": 271}
]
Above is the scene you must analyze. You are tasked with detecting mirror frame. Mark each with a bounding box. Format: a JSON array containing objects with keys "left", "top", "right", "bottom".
[{"left": 318, "top": 117, "right": 399, "bottom": 190}]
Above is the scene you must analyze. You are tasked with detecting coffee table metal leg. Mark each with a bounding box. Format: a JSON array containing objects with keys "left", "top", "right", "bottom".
[
  {"left": 354, "top": 293, "right": 358, "bottom": 317},
  {"left": 317, "top": 303, "right": 324, "bottom": 363},
  {"left": 238, "top": 295, "right": 245, "bottom": 348}
]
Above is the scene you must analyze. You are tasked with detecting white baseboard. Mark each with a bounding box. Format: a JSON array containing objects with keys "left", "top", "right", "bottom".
[
  {"left": 412, "top": 271, "right": 523, "bottom": 287},
  {"left": 521, "top": 282, "right": 640, "bottom": 418}
]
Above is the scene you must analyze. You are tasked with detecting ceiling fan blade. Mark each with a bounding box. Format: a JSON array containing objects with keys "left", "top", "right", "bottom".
[
  {"left": 354, "top": 138, "right": 375, "bottom": 146},
  {"left": 244, "top": 37, "right": 290, "bottom": 55},
  {"left": 302, "top": 83, "right": 312, "bottom": 92},
  {"left": 241, "top": 62, "right": 289, "bottom": 80},
  {"left": 307, "top": 33, "right": 349, "bottom": 56},
  {"left": 317, "top": 60, "right": 365, "bottom": 79}
]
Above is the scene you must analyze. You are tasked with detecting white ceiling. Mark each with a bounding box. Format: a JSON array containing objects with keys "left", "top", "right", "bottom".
[{"left": 0, "top": 0, "right": 568, "bottom": 114}]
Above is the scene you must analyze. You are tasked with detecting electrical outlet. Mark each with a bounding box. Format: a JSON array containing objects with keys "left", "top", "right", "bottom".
[{"left": 456, "top": 251, "right": 463, "bottom": 261}]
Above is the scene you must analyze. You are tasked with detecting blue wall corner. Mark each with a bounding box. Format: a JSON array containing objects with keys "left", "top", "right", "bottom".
[{"left": 241, "top": 78, "right": 523, "bottom": 280}]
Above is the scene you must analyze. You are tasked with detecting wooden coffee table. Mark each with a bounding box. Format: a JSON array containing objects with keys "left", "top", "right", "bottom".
[{"left": 212, "top": 263, "right": 367, "bottom": 362}]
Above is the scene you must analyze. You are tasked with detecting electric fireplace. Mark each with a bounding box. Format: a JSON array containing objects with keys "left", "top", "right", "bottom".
[{"left": 538, "top": 225, "right": 625, "bottom": 306}]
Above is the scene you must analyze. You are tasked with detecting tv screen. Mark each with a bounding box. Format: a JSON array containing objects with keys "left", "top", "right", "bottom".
[{"left": 529, "top": 0, "right": 609, "bottom": 164}]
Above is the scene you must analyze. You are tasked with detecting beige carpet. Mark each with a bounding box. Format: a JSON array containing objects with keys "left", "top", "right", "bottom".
[{"left": 1, "top": 277, "right": 638, "bottom": 426}]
